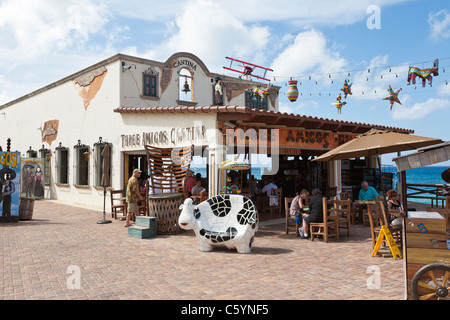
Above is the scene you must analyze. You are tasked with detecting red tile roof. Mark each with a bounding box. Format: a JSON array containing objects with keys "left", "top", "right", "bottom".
[{"left": 113, "top": 106, "right": 414, "bottom": 134}]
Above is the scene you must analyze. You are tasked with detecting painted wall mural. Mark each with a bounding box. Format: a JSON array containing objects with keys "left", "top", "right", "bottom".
[
  {"left": 40, "top": 119, "right": 59, "bottom": 146},
  {"left": 20, "top": 158, "right": 45, "bottom": 200},
  {"left": 0, "top": 151, "right": 21, "bottom": 222}
]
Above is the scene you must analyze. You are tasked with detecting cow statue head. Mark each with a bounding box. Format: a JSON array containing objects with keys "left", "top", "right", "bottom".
[{"left": 179, "top": 197, "right": 198, "bottom": 230}]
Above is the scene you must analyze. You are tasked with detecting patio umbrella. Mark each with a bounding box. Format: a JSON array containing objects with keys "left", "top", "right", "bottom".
[
  {"left": 313, "top": 129, "right": 442, "bottom": 196},
  {"left": 219, "top": 156, "right": 251, "bottom": 171},
  {"left": 97, "top": 143, "right": 112, "bottom": 224},
  {"left": 441, "top": 168, "right": 450, "bottom": 183}
]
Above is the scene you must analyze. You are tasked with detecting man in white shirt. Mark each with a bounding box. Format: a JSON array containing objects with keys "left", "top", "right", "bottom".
[
  {"left": 214, "top": 77, "right": 223, "bottom": 106},
  {"left": 261, "top": 179, "right": 277, "bottom": 197}
]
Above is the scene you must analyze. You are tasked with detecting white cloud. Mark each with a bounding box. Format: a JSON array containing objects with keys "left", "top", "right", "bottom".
[
  {"left": 391, "top": 98, "right": 449, "bottom": 120},
  {"left": 270, "top": 29, "right": 347, "bottom": 79},
  {"left": 106, "top": 0, "right": 411, "bottom": 27},
  {"left": 152, "top": 0, "right": 270, "bottom": 72},
  {"left": 428, "top": 9, "right": 450, "bottom": 41},
  {"left": 0, "top": 0, "right": 109, "bottom": 64},
  {"left": 437, "top": 82, "right": 450, "bottom": 96},
  {"left": 279, "top": 100, "right": 319, "bottom": 115},
  {"left": 351, "top": 55, "right": 406, "bottom": 101}
]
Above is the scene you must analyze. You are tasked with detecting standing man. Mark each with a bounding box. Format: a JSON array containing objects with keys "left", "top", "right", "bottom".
[
  {"left": 214, "top": 77, "right": 223, "bottom": 106},
  {"left": 125, "top": 168, "right": 144, "bottom": 227}
]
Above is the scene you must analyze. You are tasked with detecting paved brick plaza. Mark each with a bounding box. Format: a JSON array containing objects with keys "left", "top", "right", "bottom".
[{"left": 1, "top": 200, "right": 405, "bottom": 300}]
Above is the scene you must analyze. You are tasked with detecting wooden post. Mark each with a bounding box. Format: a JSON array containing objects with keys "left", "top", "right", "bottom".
[{"left": 401, "top": 171, "right": 408, "bottom": 215}]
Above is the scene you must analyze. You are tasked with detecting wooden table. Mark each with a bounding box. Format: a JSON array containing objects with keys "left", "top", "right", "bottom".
[{"left": 354, "top": 200, "right": 376, "bottom": 205}]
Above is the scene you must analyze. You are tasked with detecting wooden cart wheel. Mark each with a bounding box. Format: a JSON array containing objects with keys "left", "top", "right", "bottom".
[{"left": 411, "top": 263, "right": 450, "bottom": 300}]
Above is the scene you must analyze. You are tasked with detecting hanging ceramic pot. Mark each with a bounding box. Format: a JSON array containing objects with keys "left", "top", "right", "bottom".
[{"left": 286, "top": 80, "right": 299, "bottom": 102}]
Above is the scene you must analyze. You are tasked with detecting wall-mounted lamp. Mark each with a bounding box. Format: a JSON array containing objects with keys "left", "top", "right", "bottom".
[{"left": 122, "top": 61, "right": 136, "bottom": 72}]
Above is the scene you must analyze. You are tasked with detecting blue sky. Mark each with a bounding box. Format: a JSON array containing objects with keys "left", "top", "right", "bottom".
[{"left": 0, "top": 0, "right": 449, "bottom": 166}]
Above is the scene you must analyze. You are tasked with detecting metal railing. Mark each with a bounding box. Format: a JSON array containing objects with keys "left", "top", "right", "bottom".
[{"left": 406, "top": 183, "right": 449, "bottom": 208}]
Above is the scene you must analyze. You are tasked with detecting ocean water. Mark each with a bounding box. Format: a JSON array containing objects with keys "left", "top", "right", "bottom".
[
  {"left": 383, "top": 165, "right": 449, "bottom": 204},
  {"left": 383, "top": 165, "right": 449, "bottom": 185},
  {"left": 192, "top": 164, "right": 450, "bottom": 204},
  {"left": 193, "top": 165, "right": 450, "bottom": 185}
]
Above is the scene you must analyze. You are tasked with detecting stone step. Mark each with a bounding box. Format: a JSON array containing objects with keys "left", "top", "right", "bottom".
[
  {"left": 128, "top": 225, "right": 157, "bottom": 239},
  {"left": 135, "top": 216, "right": 157, "bottom": 229}
]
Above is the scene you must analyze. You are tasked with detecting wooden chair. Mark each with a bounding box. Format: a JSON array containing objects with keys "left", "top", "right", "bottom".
[
  {"left": 310, "top": 197, "right": 339, "bottom": 242},
  {"left": 326, "top": 186, "right": 337, "bottom": 199},
  {"left": 285, "top": 197, "right": 299, "bottom": 236},
  {"left": 334, "top": 197, "right": 351, "bottom": 237},
  {"left": 367, "top": 200, "right": 388, "bottom": 249},
  {"left": 380, "top": 203, "right": 403, "bottom": 251},
  {"left": 137, "top": 182, "right": 148, "bottom": 217},
  {"left": 199, "top": 192, "right": 208, "bottom": 203},
  {"left": 341, "top": 190, "right": 362, "bottom": 224},
  {"left": 145, "top": 145, "right": 193, "bottom": 197},
  {"left": 110, "top": 189, "right": 126, "bottom": 219},
  {"left": 268, "top": 188, "right": 283, "bottom": 218},
  {"left": 363, "top": 195, "right": 385, "bottom": 225}
]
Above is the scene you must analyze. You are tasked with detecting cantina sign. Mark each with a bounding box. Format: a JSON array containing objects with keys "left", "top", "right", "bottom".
[
  {"left": 173, "top": 59, "right": 197, "bottom": 71},
  {"left": 219, "top": 124, "right": 355, "bottom": 149},
  {"left": 121, "top": 125, "right": 207, "bottom": 148}
]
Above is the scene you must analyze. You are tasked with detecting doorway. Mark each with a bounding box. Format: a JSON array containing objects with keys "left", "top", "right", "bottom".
[{"left": 124, "top": 154, "right": 148, "bottom": 189}]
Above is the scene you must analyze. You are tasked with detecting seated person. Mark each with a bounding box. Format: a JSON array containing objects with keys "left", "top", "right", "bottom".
[
  {"left": 289, "top": 189, "right": 310, "bottom": 224},
  {"left": 386, "top": 189, "right": 405, "bottom": 226},
  {"left": 299, "top": 188, "right": 323, "bottom": 239},
  {"left": 230, "top": 178, "right": 241, "bottom": 193},
  {"left": 185, "top": 170, "right": 196, "bottom": 195},
  {"left": 250, "top": 180, "right": 259, "bottom": 202},
  {"left": 358, "top": 181, "right": 379, "bottom": 201},
  {"left": 443, "top": 184, "right": 450, "bottom": 196},
  {"left": 191, "top": 180, "right": 206, "bottom": 197},
  {"left": 352, "top": 180, "right": 379, "bottom": 212}
]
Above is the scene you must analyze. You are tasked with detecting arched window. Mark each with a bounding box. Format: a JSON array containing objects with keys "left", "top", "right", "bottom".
[
  {"left": 178, "top": 68, "right": 193, "bottom": 102},
  {"left": 55, "top": 143, "right": 69, "bottom": 185}
]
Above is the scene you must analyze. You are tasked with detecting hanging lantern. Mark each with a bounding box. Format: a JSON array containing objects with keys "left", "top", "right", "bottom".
[{"left": 286, "top": 80, "right": 299, "bottom": 102}]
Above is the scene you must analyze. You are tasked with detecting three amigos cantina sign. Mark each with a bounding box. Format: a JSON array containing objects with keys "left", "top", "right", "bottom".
[
  {"left": 121, "top": 125, "right": 207, "bottom": 148},
  {"left": 120, "top": 123, "right": 355, "bottom": 150}
]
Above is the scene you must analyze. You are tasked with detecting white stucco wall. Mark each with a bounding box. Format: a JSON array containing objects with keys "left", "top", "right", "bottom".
[
  {"left": 0, "top": 52, "right": 278, "bottom": 211},
  {"left": 0, "top": 59, "right": 122, "bottom": 210}
]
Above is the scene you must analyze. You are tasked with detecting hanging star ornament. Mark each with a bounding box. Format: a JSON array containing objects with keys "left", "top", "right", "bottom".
[
  {"left": 383, "top": 85, "right": 402, "bottom": 110},
  {"left": 340, "top": 79, "right": 352, "bottom": 98},
  {"left": 332, "top": 93, "right": 347, "bottom": 114}
]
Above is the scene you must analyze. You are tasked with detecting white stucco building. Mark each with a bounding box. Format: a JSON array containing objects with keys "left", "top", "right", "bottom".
[
  {"left": 0, "top": 52, "right": 282, "bottom": 210},
  {"left": 0, "top": 51, "right": 412, "bottom": 212}
]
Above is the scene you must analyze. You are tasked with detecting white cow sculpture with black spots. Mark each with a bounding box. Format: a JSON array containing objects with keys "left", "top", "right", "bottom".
[{"left": 178, "top": 195, "right": 259, "bottom": 254}]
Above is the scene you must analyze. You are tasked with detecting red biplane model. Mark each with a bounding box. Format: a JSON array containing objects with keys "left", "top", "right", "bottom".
[{"left": 223, "top": 57, "right": 273, "bottom": 82}]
